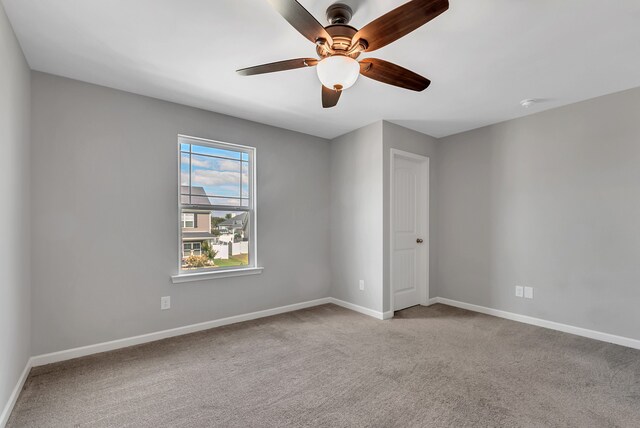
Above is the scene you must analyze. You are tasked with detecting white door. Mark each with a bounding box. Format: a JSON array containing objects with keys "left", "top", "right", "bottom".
[{"left": 391, "top": 151, "right": 429, "bottom": 311}]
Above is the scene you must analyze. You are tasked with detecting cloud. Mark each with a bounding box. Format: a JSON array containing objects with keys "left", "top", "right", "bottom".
[
  {"left": 181, "top": 157, "right": 248, "bottom": 195},
  {"left": 216, "top": 159, "right": 241, "bottom": 172},
  {"left": 190, "top": 157, "right": 212, "bottom": 168},
  {"left": 192, "top": 169, "right": 240, "bottom": 187},
  {"left": 189, "top": 157, "right": 241, "bottom": 172}
]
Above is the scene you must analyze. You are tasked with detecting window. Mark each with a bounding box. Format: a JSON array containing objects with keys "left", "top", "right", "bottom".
[
  {"left": 177, "top": 135, "right": 257, "bottom": 277},
  {"left": 181, "top": 213, "right": 195, "bottom": 228},
  {"left": 183, "top": 242, "right": 201, "bottom": 257}
]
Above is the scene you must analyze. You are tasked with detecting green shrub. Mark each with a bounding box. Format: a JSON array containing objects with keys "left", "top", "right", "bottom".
[{"left": 201, "top": 241, "right": 218, "bottom": 261}]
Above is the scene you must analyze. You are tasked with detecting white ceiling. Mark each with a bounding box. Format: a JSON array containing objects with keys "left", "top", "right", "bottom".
[{"left": 4, "top": 0, "right": 640, "bottom": 139}]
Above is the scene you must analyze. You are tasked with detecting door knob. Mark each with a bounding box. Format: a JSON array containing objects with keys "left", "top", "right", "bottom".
[{"left": 416, "top": 238, "right": 424, "bottom": 244}]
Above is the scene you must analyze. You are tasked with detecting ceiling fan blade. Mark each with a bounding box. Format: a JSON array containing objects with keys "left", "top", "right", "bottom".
[
  {"left": 267, "top": 0, "right": 333, "bottom": 45},
  {"left": 353, "top": 0, "right": 448, "bottom": 52},
  {"left": 322, "top": 86, "right": 341, "bottom": 108},
  {"left": 359, "top": 58, "right": 431, "bottom": 91},
  {"left": 237, "top": 58, "right": 318, "bottom": 76}
]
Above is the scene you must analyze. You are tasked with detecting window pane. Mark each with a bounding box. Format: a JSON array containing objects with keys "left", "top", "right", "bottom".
[
  {"left": 208, "top": 197, "right": 241, "bottom": 206},
  {"left": 181, "top": 154, "right": 190, "bottom": 186},
  {"left": 181, "top": 208, "right": 250, "bottom": 271},
  {"left": 180, "top": 143, "right": 190, "bottom": 152},
  {"left": 191, "top": 145, "right": 241, "bottom": 160},
  {"left": 181, "top": 213, "right": 195, "bottom": 228},
  {"left": 242, "top": 162, "right": 249, "bottom": 198},
  {"left": 185, "top": 153, "right": 243, "bottom": 205}
]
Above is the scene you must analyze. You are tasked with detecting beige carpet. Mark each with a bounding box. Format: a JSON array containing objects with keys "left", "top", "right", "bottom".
[{"left": 8, "top": 303, "right": 640, "bottom": 427}]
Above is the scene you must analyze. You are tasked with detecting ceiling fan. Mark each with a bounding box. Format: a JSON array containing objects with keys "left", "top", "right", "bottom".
[{"left": 237, "top": 0, "right": 449, "bottom": 108}]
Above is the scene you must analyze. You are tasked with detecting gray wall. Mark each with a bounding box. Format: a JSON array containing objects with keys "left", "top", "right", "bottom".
[
  {"left": 382, "top": 122, "right": 438, "bottom": 312},
  {"left": 0, "top": 3, "right": 31, "bottom": 417},
  {"left": 330, "top": 122, "right": 384, "bottom": 312},
  {"left": 30, "top": 72, "right": 331, "bottom": 355},
  {"left": 436, "top": 87, "right": 640, "bottom": 340},
  {"left": 329, "top": 121, "right": 439, "bottom": 314}
]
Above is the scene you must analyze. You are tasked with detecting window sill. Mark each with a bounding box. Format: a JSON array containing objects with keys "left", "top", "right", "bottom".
[{"left": 171, "top": 267, "right": 264, "bottom": 284}]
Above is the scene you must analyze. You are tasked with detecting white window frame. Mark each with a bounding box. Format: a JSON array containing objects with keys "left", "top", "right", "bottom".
[
  {"left": 172, "top": 135, "right": 262, "bottom": 283},
  {"left": 182, "top": 213, "right": 195, "bottom": 228},
  {"left": 182, "top": 242, "right": 202, "bottom": 257}
]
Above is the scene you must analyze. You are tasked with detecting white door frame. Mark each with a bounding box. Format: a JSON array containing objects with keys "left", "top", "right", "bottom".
[{"left": 389, "top": 148, "right": 430, "bottom": 312}]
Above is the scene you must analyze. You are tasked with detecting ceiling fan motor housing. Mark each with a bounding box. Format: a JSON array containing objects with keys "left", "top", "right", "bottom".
[
  {"left": 316, "top": 24, "right": 361, "bottom": 59},
  {"left": 326, "top": 3, "right": 353, "bottom": 25}
]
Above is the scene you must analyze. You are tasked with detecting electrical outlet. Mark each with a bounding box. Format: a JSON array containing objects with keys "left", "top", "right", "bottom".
[
  {"left": 524, "top": 287, "right": 534, "bottom": 299},
  {"left": 161, "top": 296, "right": 171, "bottom": 310},
  {"left": 359, "top": 280, "right": 365, "bottom": 291},
  {"left": 515, "top": 286, "right": 524, "bottom": 298}
]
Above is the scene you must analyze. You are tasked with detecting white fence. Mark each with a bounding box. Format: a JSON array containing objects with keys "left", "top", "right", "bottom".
[
  {"left": 213, "top": 241, "right": 248, "bottom": 259},
  {"left": 232, "top": 241, "right": 249, "bottom": 256},
  {"left": 212, "top": 244, "right": 229, "bottom": 259}
]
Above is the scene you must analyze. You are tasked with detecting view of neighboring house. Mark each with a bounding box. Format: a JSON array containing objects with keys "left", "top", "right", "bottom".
[
  {"left": 181, "top": 211, "right": 216, "bottom": 257},
  {"left": 181, "top": 185, "right": 217, "bottom": 259},
  {"left": 217, "top": 211, "right": 249, "bottom": 243},
  {"left": 180, "top": 186, "right": 249, "bottom": 268}
]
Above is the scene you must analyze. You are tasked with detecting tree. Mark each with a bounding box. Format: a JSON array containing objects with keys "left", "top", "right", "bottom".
[
  {"left": 211, "top": 217, "right": 225, "bottom": 236},
  {"left": 211, "top": 217, "right": 225, "bottom": 228},
  {"left": 225, "top": 213, "right": 233, "bottom": 219}
]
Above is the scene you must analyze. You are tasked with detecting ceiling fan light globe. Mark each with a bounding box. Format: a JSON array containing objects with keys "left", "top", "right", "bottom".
[{"left": 316, "top": 56, "right": 360, "bottom": 91}]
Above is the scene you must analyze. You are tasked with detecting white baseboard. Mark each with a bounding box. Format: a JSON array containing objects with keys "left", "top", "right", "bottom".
[
  {"left": 434, "top": 297, "right": 640, "bottom": 350},
  {"left": 425, "top": 298, "right": 439, "bottom": 306},
  {"left": 31, "top": 298, "right": 332, "bottom": 367},
  {"left": 1, "top": 358, "right": 32, "bottom": 428},
  {"left": 31, "top": 297, "right": 392, "bottom": 368},
  {"left": 328, "top": 298, "right": 387, "bottom": 320}
]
